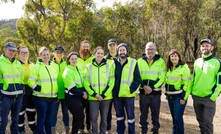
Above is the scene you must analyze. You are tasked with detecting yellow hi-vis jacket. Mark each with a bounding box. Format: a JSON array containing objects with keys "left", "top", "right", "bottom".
[
  {"left": 62, "top": 65, "right": 85, "bottom": 97},
  {"left": 84, "top": 58, "right": 115, "bottom": 100},
  {"left": 28, "top": 59, "right": 58, "bottom": 98},
  {"left": 137, "top": 54, "right": 166, "bottom": 94},
  {"left": 0, "top": 54, "right": 24, "bottom": 97},
  {"left": 165, "top": 63, "right": 191, "bottom": 100}
]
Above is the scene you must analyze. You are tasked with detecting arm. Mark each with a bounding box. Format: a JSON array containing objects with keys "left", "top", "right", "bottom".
[
  {"left": 28, "top": 65, "right": 41, "bottom": 91},
  {"left": 84, "top": 67, "right": 97, "bottom": 97},
  {"left": 101, "top": 63, "right": 115, "bottom": 98},
  {"left": 153, "top": 60, "right": 166, "bottom": 89},
  {"left": 210, "top": 60, "right": 221, "bottom": 101},
  {"left": 130, "top": 63, "right": 142, "bottom": 93},
  {"left": 181, "top": 65, "right": 192, "bottom": 101}
]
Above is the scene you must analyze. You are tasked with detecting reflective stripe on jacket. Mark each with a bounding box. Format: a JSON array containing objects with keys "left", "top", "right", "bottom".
[
  {"left": 0, "top": 54, "right": 24, "bottom": 96},
  {"left": 84, "top": 58, "right": 115, "bottom": 100},
  {"left": 166, "top": 63, "right": 191, "bottom": 100},
  {"left": 28, "top": 59, "right": 58, "bottom": 98}
]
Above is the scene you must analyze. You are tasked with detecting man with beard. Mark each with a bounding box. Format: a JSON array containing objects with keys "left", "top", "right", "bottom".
[
  {"left": 78, "top": 40, "right": 94, "bottom": 134},
  {"left": 113, "top": 43, "right": 141, "bottom": 134},
  {"left": 191, "top": 38, "right": 221, "bottom": 134},
  {"left": 137, "top": 42, "right": 166, "bottom": 134}
]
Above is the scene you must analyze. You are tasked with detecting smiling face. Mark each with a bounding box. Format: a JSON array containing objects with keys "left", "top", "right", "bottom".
[
  {"left": 40, "top": 50, "right": 50, "bottom": 64},
  {"left": 200, "top": 42, "right": 213, "bottom": 55},
  {"left": 169, "top": 53, "right": 179, "bottom": 66},
  {"left": 18, "top": 47, "right": 29, "bottom": 62},
  {"left": 54, "top": 50, "right": 64, "bottom": 59},
  {"left": 69, "top": 54, "right": 78, "bottom": 66},
  {"left": 4, "top": 48, "right": 16, "bottom": 61},
  {"left": 118, "top": 46, "right": 127, "bottom": 59},
  {"left": 95, "top": 48, "right": 104, "bottom": 63},
  {"left": 145, "top": 43, "right": 156, "bottom": 59}
]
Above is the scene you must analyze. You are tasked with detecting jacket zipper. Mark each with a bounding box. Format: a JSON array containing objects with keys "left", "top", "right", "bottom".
[{"left": 45, "top": 66, "right": 53, "bottom": 97}]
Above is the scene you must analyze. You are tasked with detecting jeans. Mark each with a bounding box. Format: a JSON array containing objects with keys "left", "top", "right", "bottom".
[
  {"left": 0, "top": 95, "right": 23, "bottom": 134},
  {"left": 90, "top": 100, "right": 111, "bottom": 134},
  {"left": 192, "top": 95, "right": 215, "bottom": 134},
  {"left": 113, "top": 97, "right": 135, "bottom": 134},
  {"left": 33, "top": 97, "right": 56, "bottom": 134},
  {"left": 168, "top": 95, "right": 187, "bottom": 134},
  {"left": 139, "top": 94, "right": 161, "bottom": 132},
  {"left": 51, "top": 99, "right": 69, "bottom": 127},
  {"left": 80, "top": 99, "right": 91, "bottom": 130}
]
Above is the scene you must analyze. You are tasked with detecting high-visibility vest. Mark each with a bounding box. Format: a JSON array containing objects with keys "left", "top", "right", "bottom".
[
  {"left": 84, "top": 59, "right": 115, "bottom": 100},
  {"left": 28, "top": 59, "right": 58, "bottom": 98},
  {"left": 0, "top": 54, "right": 24, "bottom": 96},
  {"left": 118, "top": 57, "right": 137, "bottom": 97}
]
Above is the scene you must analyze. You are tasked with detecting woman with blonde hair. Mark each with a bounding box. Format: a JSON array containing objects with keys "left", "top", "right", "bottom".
[{"left": 28, "top": 46, "right": 58, "bottom": 134}]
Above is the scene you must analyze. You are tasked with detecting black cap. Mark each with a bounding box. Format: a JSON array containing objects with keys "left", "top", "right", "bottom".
[
  {"left": 4, "top": 42, "right": 17, "bottom": 51},
  {"left": 200, "top": 38, "right": 212, "bottom": 45},
  {"left": 108, "top": 39, "right": 117, "bottom": 45},
  {"left": 54, "top": 46, "right": 64, "bottom": 51}
]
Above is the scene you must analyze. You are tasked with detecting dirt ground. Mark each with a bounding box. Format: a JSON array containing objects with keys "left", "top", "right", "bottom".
[{"left": 5, "top": 94, "right": 221, "bottom": 134}]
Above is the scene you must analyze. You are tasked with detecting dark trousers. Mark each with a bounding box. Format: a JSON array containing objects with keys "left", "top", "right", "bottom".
[
  {"left": 107, "top": 100, "right": 113, "bottom": 131},
  {"left": 168, "top": 95, "right": 186, "bottom": 134},
  {"left": 51, "top": 99, "right": 69, "bottom": 127},
  {"left": 18, "top": 91, "right": 36, "bottom": 133},
  {"left": 80, "top": 99, "right": 91, "bottom": 130},
  {"left": 139, "top": 94, "right": 161, "bottom": 133},
  {"left": 0, "top": 95, "right": 23, "bottom": 134},
  {"left": 33, "top": 97, "right": 56, "bottom": 134},
  {"left": 192, "top": 95, "right": 215, "bottom": 134},
  {"left": 113, "top": 97, "right": 135, "bottom": 134},
  {"left": 66, "top": 96, "right": 84, "bottom": 134}
]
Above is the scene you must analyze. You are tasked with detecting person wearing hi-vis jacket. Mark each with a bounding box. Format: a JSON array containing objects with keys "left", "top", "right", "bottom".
[
  {"left": 28, "top": 46, "right": 58, "bottom": 134},
  {"left": 113, "top": 43, "right": 141, "bottom": 134},
  {"left": 165, "top": 49, "right": 191, "bottom": 134},
  {"left": 84, "top": 46, "right": 115, "bottom": 134}
]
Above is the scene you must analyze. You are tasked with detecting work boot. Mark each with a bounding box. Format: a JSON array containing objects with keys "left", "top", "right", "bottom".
[
  {"left": 62, "top": 126, "right": 70, "bottom": 134},
  {"left": 52, "top": 127, "right": 59, "bottom": 134}
]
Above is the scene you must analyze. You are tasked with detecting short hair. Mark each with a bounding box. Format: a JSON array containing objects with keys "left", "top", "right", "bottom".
[{"left": 80, "top": 40, "right": 90, "bottom": 46}]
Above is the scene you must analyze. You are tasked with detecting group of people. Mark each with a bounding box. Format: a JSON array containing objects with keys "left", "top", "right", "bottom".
[{"left": 0, "top": 38, "right": 220, "bottom": 134}]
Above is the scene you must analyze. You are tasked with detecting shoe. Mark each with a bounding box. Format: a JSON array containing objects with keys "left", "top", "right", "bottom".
[
  {"left": 78, "top": 129, "right": 85, "bottom": 134},
  {"left": 151, "top": 130, "right": 159, "bottom": 134}
]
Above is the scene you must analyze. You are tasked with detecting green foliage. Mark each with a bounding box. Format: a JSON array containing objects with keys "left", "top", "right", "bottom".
[{"left": 1, "top": 0, "right": 221, "bottom": 60}]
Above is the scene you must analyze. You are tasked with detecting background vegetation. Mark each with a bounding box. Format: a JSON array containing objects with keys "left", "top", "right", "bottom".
[{"left": 1, "top": 0, "right": 221, "bottom": 62}]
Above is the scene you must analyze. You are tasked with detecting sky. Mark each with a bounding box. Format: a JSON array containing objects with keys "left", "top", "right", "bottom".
[{"left": 0, "top": 0, "right": 128, "bottom": 20}]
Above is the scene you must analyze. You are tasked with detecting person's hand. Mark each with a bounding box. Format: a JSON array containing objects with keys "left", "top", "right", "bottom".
[
  {"left": 144, "top": 86, "right": 152, "bottom": 94},
  {"left": 83, "top": 92, "right": 88, "bottom": 99},
  {"left": 180, "top": 99, "right": 185, "bottom": 105},
  {"left": 95, "top": 94, "right": 103, "bottom": 101}
]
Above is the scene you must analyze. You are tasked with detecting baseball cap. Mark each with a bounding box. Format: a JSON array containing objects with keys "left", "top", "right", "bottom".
[
  {"left": 54, "top": 46, "right": 64, "bottom": 51},
  {"left": 200, "top": 38, "right": 212, "bottom": 45},
  {"left": 4, "top": 42, "right": 17, "bottom": 51},
  {"left": 108, "top": 39, "right": 117, "bottom": 45}
]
